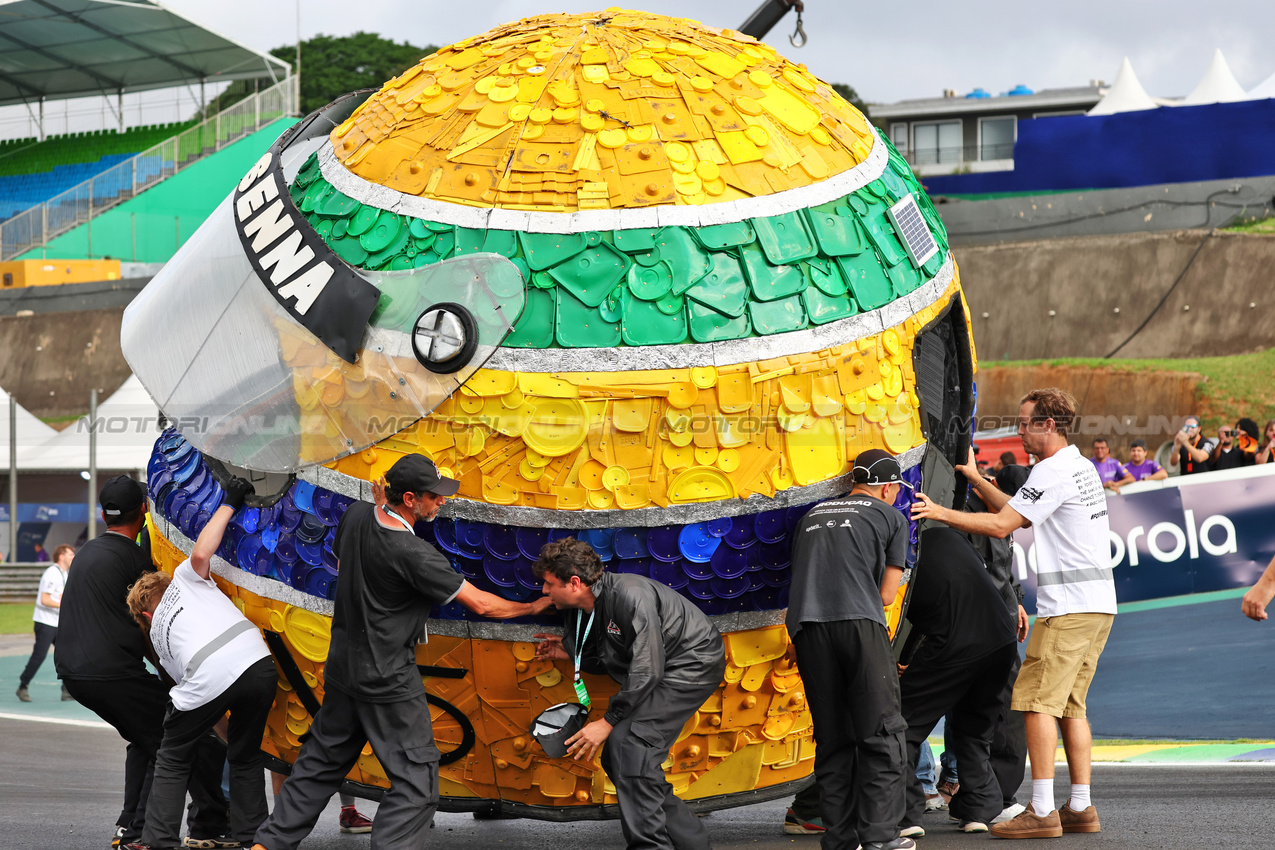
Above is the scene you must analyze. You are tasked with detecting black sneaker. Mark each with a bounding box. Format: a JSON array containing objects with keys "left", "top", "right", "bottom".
[
  {"left": 15, "top": 686, "right": 31, "bottom": 702},
  {"left": 863, "top": 839, "right": 917, "bottom": 850},
  {"left": 111, "top": 827, "right": 126, "bottom": 848}
]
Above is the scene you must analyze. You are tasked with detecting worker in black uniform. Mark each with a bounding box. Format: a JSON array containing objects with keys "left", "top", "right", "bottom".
[
  {"left": 897, "top": 526, "right": 1019, "bottom": 836},
  {"left": 252, "top": 455, "right": 552, "bottom": 850},
  {"left": 533, "top": 536, "right": 727, "bottom": 850},
  {"left": 951, "top": 459, "right": 1031, "bottom": 822},
  {"left": 56, "top": 475, "right": 229, "bottom": 848},
  {"left": 786, "top": 448, "right": 915, "bottom": 850}
]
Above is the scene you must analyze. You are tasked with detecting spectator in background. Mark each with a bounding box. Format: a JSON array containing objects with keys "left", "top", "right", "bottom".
[
  {"left": 994, "top": 452, "right": 1018, "bottom": 474},
  {"left": 15, "top": 544, "right": 75, "bottom": 702},
  {"left": 1169, "top": 416, "right": 1214, "bottom": 475},
  {"left": 1123, "top": 440, "right": 1167, "bottom": 482},
  {"left": 33, "top": 542, "right": 50, "bottom": 562},
  {"left": 1210, "top": 418, "right": 1259, "bottom": 471},
  {"left": 1256, "top": 420, "right": 1275, "bottom": 465},
  {"left": 1090, "top": 439, "right": 1132, "bottom": 493}
]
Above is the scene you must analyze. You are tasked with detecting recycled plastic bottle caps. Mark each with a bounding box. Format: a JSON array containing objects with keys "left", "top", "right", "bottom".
[
  {"left": 275, "top": 535, "right": 299, "bottom": 564},
  {"left": 650, "top": 559, "right": 689, "bottom": 589},
  {"left": 613, "top": 528, "right": 648, "bottom": 559},
  {"left": 710, "top": 545, "right": 749, "bottom": 579},
  {"left": 515, "top": 560, "right": 541, "bottom": 590},
  {"left": 646, "top": 525, "right": 682, "bottom": 562},
  {"left": 682, "top": 557, "right": 715, "bottom": 580},
  {"left": 483, "top": 556, "right": 518, "bottom": 588},
  {"left": 293, "top": 481, "right": 317, "bottom": 514},
  {"left": 516, "top": 526, "right": 549, "bottom": 561},
  {"left": 484, "top": 525, "right": 521, "bottom": 560},
  {"left": 296, "top": 541, "right": 323, "bottom": 567},
  {"left": 295, "top": 514, "right": 327, "bottom": 544},
  {"left": 678, "top": 522, "right": 722, "bottom": 563},
  {"left": 235, "top": 533, "right": 262, "bottom": 573},
  {"left": 615, "top": 558, "right": 651, "bottom": 577},
  {"left": 711, "top": 574, "right": 751, "bottom": 599},
  {"left": 434, "top": 520, "right": 460, "bottom": 554}
]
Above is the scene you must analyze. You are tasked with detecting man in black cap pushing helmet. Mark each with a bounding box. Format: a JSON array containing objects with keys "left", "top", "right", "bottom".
[
  {"left": 786, "top": 448, "right": 915, "bottom": 850},
  {"left": 253, "top": 454, "right": 552, "bottom": 850}
]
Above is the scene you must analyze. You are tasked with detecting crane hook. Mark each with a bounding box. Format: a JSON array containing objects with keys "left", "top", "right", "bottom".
[{"left": 789, "top": 3, "right": 807, "bottom": 47}]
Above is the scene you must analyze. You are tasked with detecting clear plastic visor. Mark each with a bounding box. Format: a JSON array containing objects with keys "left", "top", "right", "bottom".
[{"left": 122, "top": 197, "right": 524, "bottom": 473}]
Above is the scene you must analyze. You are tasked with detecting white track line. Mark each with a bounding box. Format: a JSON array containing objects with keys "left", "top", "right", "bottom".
[{"left": 0, "top": 711, "right": 111, "bottom": 730}]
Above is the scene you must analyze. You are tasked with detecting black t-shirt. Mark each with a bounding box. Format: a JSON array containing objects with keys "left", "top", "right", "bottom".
[
  {"left": 786, "top": 492, "right": 909, "bottom": 636},
  {"left": 325, "top": 502, "right": 465, "bottom": 703},
  {"left": 55, "top": 531, "right": 155, "bottom": 681},
  {"left": 904, "top": 527, "right": 1016, "bottom": 666},
  {"left": 1212, "top": 446, "right": 1256, "bottom": 471}
]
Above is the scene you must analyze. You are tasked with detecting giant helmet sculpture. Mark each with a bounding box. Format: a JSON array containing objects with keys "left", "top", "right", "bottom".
[{"left": 123, "top": 9, "right": 975, "bottom": 816}]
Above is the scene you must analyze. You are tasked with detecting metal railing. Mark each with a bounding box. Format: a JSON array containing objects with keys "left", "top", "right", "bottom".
[
  {"left": 0, "top": 79, "right": 295, "bottom": 261},
  {"left": 899, "top": 142, "right": 1015, "bottom": 166}
]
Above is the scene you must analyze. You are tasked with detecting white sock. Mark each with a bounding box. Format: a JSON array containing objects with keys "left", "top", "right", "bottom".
[
  {"left": 1031, "top": 779, "right": 1054, "bottom": 817},
  {"left": 1068, "top": 784, "right": 1091, "bottom": 811}
]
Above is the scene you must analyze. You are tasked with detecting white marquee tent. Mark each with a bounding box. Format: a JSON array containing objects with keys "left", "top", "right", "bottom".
[
  {"left": 1248, "top": 70, "right": 1275, "bottom": 100},
  {"left": 1088, "top": 57, "right": 1159, "bottom": 115},
  {"left": 21, "top": 375, "right": 159, "bottom": 473},
  {"left": 0, "top": 386, "right": 58, "bottom": 468},
  {"left": 1182, "top": 49, "right": 1249, "bottom": 105}
]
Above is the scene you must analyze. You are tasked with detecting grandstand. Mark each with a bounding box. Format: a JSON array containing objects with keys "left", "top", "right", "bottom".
[
  {"left": 0, "top": 123, "right": 192, "bottom": 220},
  {"left": 0, "top": 0, "right": 293, "bottom": 261}
]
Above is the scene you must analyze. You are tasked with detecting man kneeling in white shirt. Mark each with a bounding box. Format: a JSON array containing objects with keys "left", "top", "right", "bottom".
[{"left": 125, "top": 476, "right": 276, "bottom": 850}]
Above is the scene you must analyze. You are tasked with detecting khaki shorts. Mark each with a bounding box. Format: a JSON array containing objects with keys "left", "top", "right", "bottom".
[{"left": 1011, "top": 612, "right": 1114, "bottom": 719}]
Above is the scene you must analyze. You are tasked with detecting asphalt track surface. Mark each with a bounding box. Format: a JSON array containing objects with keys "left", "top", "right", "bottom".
[{"left": 6, "top": 715, "right": 1275, "bottom": 850}]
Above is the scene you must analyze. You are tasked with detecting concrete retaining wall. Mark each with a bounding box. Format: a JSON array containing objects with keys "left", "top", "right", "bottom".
[
  {"left": 975, "top": 364, "right": 1201, "bottom": 457},
  {"left": 958, "top": 229, "right": 1275, "bottom": 361},
  {"left": 0, "top": 307, "right": 131, "bottom": 419}
]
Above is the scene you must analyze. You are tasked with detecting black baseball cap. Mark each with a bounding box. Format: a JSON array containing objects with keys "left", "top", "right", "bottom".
[
  {"left": 386, "top": 454, "right": 460, "bottom": 497},
  {"left": 995, "top": 464, "right": 1030, "bottom": 498},
  {"left": 851, "top": 449, "right": 912, "bottom": 489},
  {"left": 100, "top": 475, "right": 146, "bottom": 518}
]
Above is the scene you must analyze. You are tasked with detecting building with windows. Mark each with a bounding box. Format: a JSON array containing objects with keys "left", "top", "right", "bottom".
[{"left": 869, "top": 85, "right": 1103, "bottom": 176}]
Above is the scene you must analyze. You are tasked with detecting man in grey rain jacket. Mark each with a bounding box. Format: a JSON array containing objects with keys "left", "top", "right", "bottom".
[{"left": 535, "top": 537, "right": 726, "bottom": 850}]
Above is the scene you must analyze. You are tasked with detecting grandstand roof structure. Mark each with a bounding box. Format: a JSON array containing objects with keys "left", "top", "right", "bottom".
[{"left": 0, "top": 0, "right": 291, "bottom": 107}]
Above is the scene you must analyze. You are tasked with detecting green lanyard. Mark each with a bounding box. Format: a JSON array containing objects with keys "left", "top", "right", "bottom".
[{"left": 573, "top": 608, "right": 595, "bottom": 707}]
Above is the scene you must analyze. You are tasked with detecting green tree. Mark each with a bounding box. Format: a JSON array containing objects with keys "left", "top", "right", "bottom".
[
  {"left": 831, "top": 83, "right": 868, "bottom": 116},
  {"left": 269, "top": 32, "right": 439, "bottom": 115}
]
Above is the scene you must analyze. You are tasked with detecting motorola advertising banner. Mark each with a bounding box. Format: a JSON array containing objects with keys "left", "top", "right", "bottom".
[{"left": 1013, "top": 466, "right": 1275, "bottom": 611}]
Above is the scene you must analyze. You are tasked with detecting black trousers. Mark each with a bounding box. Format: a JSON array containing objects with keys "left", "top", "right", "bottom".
[
  {"left": 18, "top": 621, "right": 57, "bottom": 688},
  {"left": 255, "top": 687, "right": 439, "bottom": 850},
  {"left": 62, "top": 675, "right": 229, "bottom": 843},
  {"left": 988, "top": 652, "right": 1027, "bottom": 807},
  {"left": 599, "top": 662, "right": 725, "bottom": 850},
  {"left": 118, "top": 743, "right": 148, "bottom": 829},
  {"left": 142, "top": 657, "right": 277, "bottom": 848},
  {"left": 899, "top": 642, "right": 1017, "bottom": 827},
  {"left": 795, "top": 619, "right": 907, "bottom": 849}
]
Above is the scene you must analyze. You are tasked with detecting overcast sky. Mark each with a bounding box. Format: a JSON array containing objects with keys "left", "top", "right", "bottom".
[{"left": 166, "top": 1, "right": 1275, "bottom": 104}]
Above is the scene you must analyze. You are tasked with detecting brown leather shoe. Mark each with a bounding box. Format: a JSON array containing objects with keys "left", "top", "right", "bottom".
[
  {"left": 989, "top": 807, "right": 1063, "bottom": 839},
  {"left": 1058, "top": 803, "right": 1101, "bottom": 833}
]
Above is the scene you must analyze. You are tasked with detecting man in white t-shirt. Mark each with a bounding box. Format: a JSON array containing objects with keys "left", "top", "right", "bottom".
[
  {"left": 124, "top": 475, "right": 277, "bottom": 850},
  {"left": 16, "top": 543, "right": 75, "bottom": 702},
  {"left": 912, "top": 387, "right": 1116, "bottom": 840}
]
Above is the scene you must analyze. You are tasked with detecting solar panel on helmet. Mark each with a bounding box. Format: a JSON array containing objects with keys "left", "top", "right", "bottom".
[{"left": 886, "top": 194, "right": 939, "bottom": 268}]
